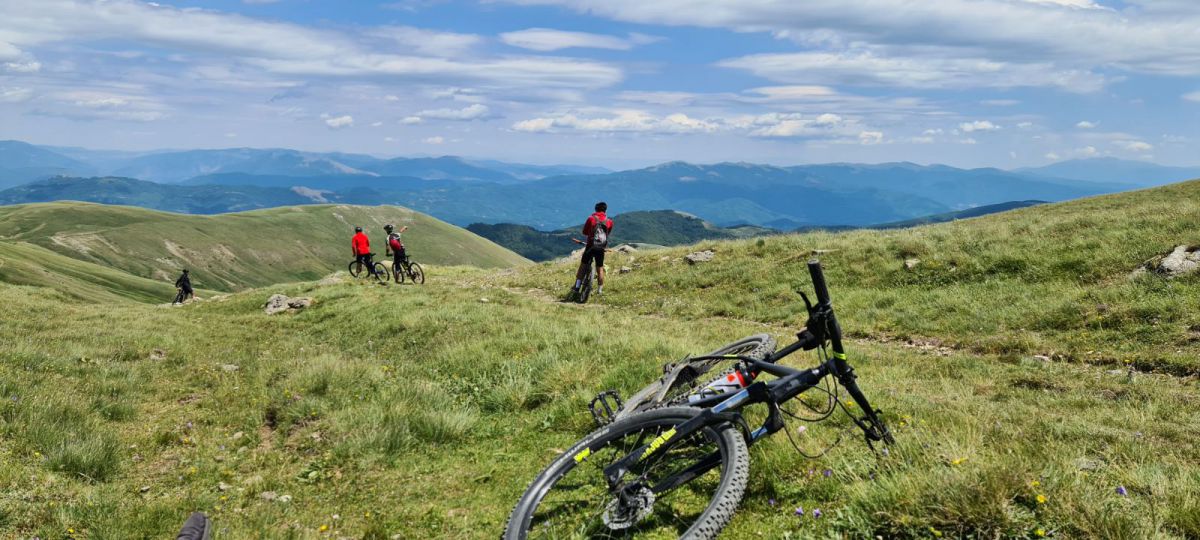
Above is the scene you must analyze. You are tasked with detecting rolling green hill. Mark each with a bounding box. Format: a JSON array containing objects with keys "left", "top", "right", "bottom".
[
  {"left": 468, "top": 210, "right": 778, "bottom": 261},
  {"left": 0, "top": 202, "right": 529, "bottom": 292},
  {"left": 0, "top": 180, "right": 1197, "bottom": 538},
  {"left": 503, "top": 180, "right": 1200, "bottom": 376},
  {"left": 0, "top": 241, "right": 194, "bottom": 303}
]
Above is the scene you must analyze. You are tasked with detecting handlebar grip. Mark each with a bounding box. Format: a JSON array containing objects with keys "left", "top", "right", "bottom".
[{"left": 807, "top": 260, "right": 831, "bottom": 306}]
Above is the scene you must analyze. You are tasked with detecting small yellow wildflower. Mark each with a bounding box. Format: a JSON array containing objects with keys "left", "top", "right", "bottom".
[
  {"left": 364, "top": 511, "right": 372, "bottom": 518},
  {"left": 929, "top": 527, "right": 942, "bottom": 537},
  {"left": 1030, "top": 480, "right": 1041, "bottom": 488},
  {"left": 1036, "top": 528, "right": 1046, "bottom": 537},
  {"left": 318, "top": 524, "right": 330, "bottom": 532},
  {"left": 951, "top": 457, "right": 967, "bottom": 466},
  {"left": 1036, "top": 494, "right": 1047, "bottom": 504}
]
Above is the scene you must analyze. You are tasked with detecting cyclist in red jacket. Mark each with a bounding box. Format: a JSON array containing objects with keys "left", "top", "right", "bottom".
[
  {"left": 573, "top": 202, "right": 613, "bottom": 295},
  {"left": 351, "top": 226, "right": 380, "bottom": 277}
]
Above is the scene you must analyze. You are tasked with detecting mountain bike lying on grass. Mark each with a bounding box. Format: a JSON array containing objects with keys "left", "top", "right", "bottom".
[
  {"left": 348, "top": 253, "right": 389, "bottom": 284},
  {"left": 504, "top": 260, "right": 894, "bottom": 539},
  {"left": 391, "top": 254, "right": 425, "bottom": 285}
]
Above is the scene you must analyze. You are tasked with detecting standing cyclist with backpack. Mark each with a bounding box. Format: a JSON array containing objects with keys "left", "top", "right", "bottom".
[
  {"left": 573, "top": 201, "right": 613, "bottom": 296},
  {"left": 384, "top": 223, "right": 409, "bottom": 273}
]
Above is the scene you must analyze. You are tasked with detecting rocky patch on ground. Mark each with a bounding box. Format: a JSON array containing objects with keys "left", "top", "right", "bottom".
[
  {"left": 1132, "top": 245, "right": 1200, "bottom": 278},
  {"left": 685, "top": 250, "right": 715, "bottom": 264},
  {"left": 264, "top": 294, "right": 314, "bottom": 315}
]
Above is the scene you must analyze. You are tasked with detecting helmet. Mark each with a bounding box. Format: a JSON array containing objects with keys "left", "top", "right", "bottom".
[
  {"left": 384, "top": 224, "right": 394, "bottom": 232},
  {"left": 355, "top": 226, "right": 363, "bottom": 232}
]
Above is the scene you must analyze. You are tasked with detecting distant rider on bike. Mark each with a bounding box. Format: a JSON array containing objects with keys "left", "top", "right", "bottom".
[
  {"left": 573, "top": 202, "right": 613, "bottom": 295},
  {"left": 351, "top": 226, "right": 379, "bottom": 277},
  {"left": 173, "top": 269, "right": 193, "bottom": 304},
  {"left": 384, "top": 224, "right": 409, "bottom": 273}
]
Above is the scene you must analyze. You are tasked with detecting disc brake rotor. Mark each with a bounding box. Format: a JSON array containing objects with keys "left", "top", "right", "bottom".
[{"left": 602, "top": 485, "right": 656, "bottom": 530}]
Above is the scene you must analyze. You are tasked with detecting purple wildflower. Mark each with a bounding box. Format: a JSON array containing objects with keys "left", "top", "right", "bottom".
[
  {"left": 1116, "top": 486, "right": 1128, "bottom": 496},
  {"left": 768, "top": 498, "right": 777, "bottom": 507},
  {"left": 822, "top": 469, "right": 832, "bottom": 478},
  {"left": 794, "top": 506, "right": 804, "bottom": 517},
  {"left": 812, "top": 508, "right": 823, "bottom": 518}
]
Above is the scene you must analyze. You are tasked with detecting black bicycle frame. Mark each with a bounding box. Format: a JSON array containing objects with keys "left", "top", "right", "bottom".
[{"left": 600, "top": 260, "right": 891, "bottom": 495}]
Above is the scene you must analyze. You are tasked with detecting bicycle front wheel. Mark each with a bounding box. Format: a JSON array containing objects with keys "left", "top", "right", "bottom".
[
  {"left": 503, "top": 406, "right": 749, "bottom": 540},
  {"left": 371, "top": 263, "right": 389, "bottom": 283},
  {"left": 408, "top": 262, "right": 425, "bottom": 284}
]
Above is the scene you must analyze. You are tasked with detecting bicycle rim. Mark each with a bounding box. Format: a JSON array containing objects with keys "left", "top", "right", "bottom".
[{"left": 505, "top": 407, "right": 748, "bottom": 540}]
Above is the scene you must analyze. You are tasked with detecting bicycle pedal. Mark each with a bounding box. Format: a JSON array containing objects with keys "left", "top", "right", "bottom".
[{"left": 589, "top": 390, "right": 624, "bottom": 428}]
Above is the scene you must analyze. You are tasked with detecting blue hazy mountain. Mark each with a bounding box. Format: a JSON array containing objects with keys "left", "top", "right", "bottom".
[
  {"left": 1017, "top": 158, "right": 1200, "bottom": 187},
  {"left": 0, "top": 140, "right": 95, "bottom": 189},
  {"left": 0, "top": 140, "right": 1166, "bottom": 229}
]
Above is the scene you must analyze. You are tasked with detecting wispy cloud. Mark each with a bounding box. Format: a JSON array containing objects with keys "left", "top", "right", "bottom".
[
  {"left": 500, "top": 28, "right": 660, "bottom": 51},
  {"left": 411, "top": 103, "right": 494, "bottom": 121}
]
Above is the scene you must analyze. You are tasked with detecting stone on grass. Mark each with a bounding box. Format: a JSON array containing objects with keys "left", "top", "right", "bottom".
[
  {"left": 1134, "top": 245, "right": 1200, "bottom": 278},
  {"left": 904, "top": 258, "right": 921, "bottom": 270},
  {"left": 264, "top": 294, "right": 315, "bottom": 315},
  {"left": 685, "top": 250, "right": 715, "bottom": 264},
  {"left": 619, "top": 266, "right": 632, "bottom": 274}
]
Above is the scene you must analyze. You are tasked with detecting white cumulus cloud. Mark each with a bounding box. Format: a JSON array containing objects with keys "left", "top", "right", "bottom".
[
  {"left": 959, "top": 120, "right": 1001, "bottom": 132},
  {"left": 323, "top": 114, "right": 354, "bottom": 129},
  {"left": 1076, "top": 120, "right": 1097, "bottom": 128}
]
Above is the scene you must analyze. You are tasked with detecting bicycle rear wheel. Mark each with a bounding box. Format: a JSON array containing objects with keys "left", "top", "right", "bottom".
[
  {"left": 576, "top": 268, "right": 592, "bottom": 304},
  {"left": 616, "top": 334, "right": 776, "bottom": 421},
  {"left": 348, "top": 261, "right": 363, "bottom": 278},
  {"left": 503, "top": 406, "right": 749, "bottom": 540},
  {"left": 408, "top": 262, "right": 425, "bottom": 284}
]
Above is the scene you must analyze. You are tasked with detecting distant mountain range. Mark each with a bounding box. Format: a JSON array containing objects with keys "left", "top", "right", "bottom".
[
  {"left": 2, "top": 139, "right": 1196, "bottom": 230},
  {"left": 468, "top": 210, "right": 777, "bottom": 261}
]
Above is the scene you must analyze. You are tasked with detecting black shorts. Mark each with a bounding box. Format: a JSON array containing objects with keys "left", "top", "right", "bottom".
[{"left": 581, "top": 247, "right": 605, "bottom": 268}]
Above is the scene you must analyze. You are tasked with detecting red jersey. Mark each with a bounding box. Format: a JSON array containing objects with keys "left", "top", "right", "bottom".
[
  {"left": 582, "top": 212, "right": 612, "bottom": 248},
  {"left": 351, "top": 232, "right": 370, "bottom": 256}
]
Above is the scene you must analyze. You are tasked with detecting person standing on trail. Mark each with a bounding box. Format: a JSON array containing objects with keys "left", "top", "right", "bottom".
[
  {"left": 173, "top": 269, "right": 193, "bottom": 304},
  {"left": 573, "top": 201, "right": 613, "bottom": 295},
  {"left": 351, "top": 226, "right": 379, "bottom": 277},
  {"left": 384, "top": 223, "right": 409, "bottom": 272}
]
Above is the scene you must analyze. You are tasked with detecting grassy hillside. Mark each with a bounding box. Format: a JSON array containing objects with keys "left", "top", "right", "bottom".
[
  {"left": 1, "top": 180, "right": 1198, "bottom": 538},
  {"left": 0, "top": 270, "right": 1195, "bottom": 538},
  {"left": 468, "top": 210, "right": 778, "bottom": 261},
  {"left": 0, "top": 202, "right": 529, "bottom": 292},
  {"left": 0, "top": 241, "right": 193, "bottom": 303},
  {"left": 503, "top": 180, "right": 1200, "bottom": 376}
]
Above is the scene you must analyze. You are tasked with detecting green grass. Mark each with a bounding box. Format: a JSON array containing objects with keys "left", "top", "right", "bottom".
[
  {"left": 0, "top": 270, "right": 1197, "bottom": 538},
  {"left": 0, "top": 240, "right": 201, "bottom": 303},
  {"left": 0, "top": 182, "right": 1198, "bottom": 538},
  {"left": 0, "top": 202, "right": 530, "bottom": 294},
  {"left": 501, "top": 180, "right": 1200, "bottom": 375}
]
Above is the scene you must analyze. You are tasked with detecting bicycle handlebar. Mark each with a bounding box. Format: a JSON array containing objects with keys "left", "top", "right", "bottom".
[{"left": 807, "top": 259, "right": 832, "bottom": 307}]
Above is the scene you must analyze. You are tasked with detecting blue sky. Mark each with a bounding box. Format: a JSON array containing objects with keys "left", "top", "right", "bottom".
[{"left": 1, "top": 0, "right": 1198, "bottom": 168}]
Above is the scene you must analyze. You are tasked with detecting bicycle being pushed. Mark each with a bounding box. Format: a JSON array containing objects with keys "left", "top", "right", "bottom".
[{"left": 504, "top": 260, "right": 894, "bottom": 539}]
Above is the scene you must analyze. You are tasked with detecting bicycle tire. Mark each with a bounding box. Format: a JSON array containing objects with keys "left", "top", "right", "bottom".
[
  {"left": 616, "top": 334, "right": 776, "bottom": 421},
  {"left": 371, "top": 263, "right": 389, "bottom": 283},
  {"left": 348, "top": 260, "right": 363, "bottom": 278},
  {"left": 503, "top": 406, "right": 749, "bottom": 540},
  {"left": 409, "top": 262, "right": 425, "bottom": 284}
]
